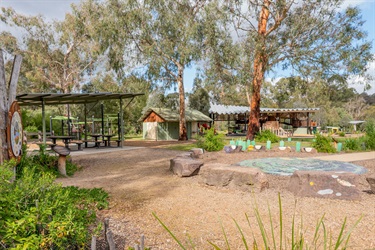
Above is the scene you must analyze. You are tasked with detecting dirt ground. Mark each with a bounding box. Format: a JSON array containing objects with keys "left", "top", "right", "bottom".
[{"left": 57, "top": 140, "right": 375, "bottom": 249}]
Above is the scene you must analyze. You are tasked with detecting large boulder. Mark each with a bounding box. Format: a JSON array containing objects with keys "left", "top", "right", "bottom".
[
  {"left": 199, "top": 163, "right": 269, "bottom": 191},
  {"left": 288, "top": 171, "right": 361, "bottom": 200},
  {"left": 170, "top": 157, "right": 203, "bottom": 177},
  {"left": 366, "top": 174, "right": 375, "bottom": 193}
]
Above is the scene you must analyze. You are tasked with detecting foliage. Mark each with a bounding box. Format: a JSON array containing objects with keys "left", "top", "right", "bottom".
[
  {"left": 17, "top": 144, "right": 77, "bottom": 178},
  {"left": 94, "top": 0, "right": 212, "bottom": 140},
  {"left": 255, "top": 130, "right": 280, "bottom": 143},
  {"left": 196, "top": 128, "right": 224, "bottom": 152},
  {"left": 338, "top": 131, "right": 346, "bottom": 137},
  {"left": 203, "top": 0, "right": 373, "bottom": 139},
  {"left": 188, "top": 79, "right": 211, "bottom": 116},
  {"left": 364, "top": 120, "right": 375, "bottom": 150},
  {"left": 0, "top": 162, "right": 108, "bottom": 249},
  {"left": 154, "top": 193, "right": 361, "bottom": 249},
  {"left": 312, "top": 134, "right": 336, "bottom": 153},
  {"left": 343, "top": 138, "right": 361, "bottom": 151},
  {"left": 1, "top": 6, "right": 103, "bottom": 93}
]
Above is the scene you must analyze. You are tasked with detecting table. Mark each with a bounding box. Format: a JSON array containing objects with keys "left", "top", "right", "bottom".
[
  {"left": 48, "top": 135, "right": 76, "bottom": 149},
  {"left": 103, "top": 134, "right": 115, "bottom": 147},
  {"left": 90, "top": 134, "right": 103, "bottom": 148}
]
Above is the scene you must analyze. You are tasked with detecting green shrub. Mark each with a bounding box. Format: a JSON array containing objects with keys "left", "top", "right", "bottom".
[
  {"left": 17, "top": 145, "right": 77, "bottom": 178},
  {"left": 343, "top": 138, "right": 361, "bottom": 151},
  {"left": 364, "top": 120, "right": 375, "bottom": 150},
  {"left": 196, "top": 128, "right": 224, "bottom": 152},
  {"left": 154, "top": 193, "right": 361, "bottom": 249},
  {"left": 312, "top": 134, "right": 336, "bottom": 153},
  {"left": 338, "top": 131, "right": 346, "bottom": 137},
  {"left": 24, "top": 125, "right": 39, "bottom": 133},
  {"left": 0, "top": 162, "right": 108, "bottom": 249},
  {"left": 255, "top": 130, "right": 280, "bottom": 143}
]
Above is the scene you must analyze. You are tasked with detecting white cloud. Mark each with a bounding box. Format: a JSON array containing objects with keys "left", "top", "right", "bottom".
[
  {"left": 1, "top": 0, "right": 77, "bottom": 20},
  {"left": 349, "top": 59, "right": 375, "bottom": 94}
]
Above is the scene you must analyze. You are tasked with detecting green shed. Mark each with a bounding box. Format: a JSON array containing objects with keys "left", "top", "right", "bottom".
[{"left": 139, "top": 108, "right": 212, "bottom": 140}]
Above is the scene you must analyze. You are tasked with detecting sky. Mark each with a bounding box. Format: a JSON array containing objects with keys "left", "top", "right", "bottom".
[{"left": 1, "top": 0, "right": 374, "bottom": 94}]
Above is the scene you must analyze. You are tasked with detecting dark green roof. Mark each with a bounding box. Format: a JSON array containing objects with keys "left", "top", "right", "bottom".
[
  {"left": 16, "top": 92, "right": 144, "bottom": 106},
  {"left": 139, "top": 107, "right": 212, "bottom": 122}
]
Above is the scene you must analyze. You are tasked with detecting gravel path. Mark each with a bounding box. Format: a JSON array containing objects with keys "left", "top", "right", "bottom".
[{"left": 57, "top": 142, "right": 375, "bottom": 249}]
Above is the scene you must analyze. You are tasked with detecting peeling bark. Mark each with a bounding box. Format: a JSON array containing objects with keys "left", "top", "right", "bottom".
[
  {"left": 0, "top": 50, "right": 8, "bottom": 163},
  {"left": 177, "top": 65, "right": 188, "bottom": 141},
  {"left": 247, "top": 0, "right": 270, "bottom": 140}
]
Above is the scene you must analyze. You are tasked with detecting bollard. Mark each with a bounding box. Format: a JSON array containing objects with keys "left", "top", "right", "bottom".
[
  {"left": 337, "top": 142, "right": 342, "bottom": 152},
  {"left": 266, "top": 140, "right": 271, "bottom": 150},
  {"left": 242, "top": 141, "right": 247, "bottom": 151},
  {"left": 288, "top": 137, "right": 292, "bottom": 142},
  {"left": 280, "top": 140, "right": 285, "bottom": 147},
  {"left": 296, "top": 142, "right": 301, "bottom": 152}
]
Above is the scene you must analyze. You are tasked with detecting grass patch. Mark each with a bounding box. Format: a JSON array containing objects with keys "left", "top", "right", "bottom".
[
  {"left": 125, "top": 134, "right": 143, "bottom": 140},
  {"left": 165, "top": 143, "right": 198, "bottom": 151}
]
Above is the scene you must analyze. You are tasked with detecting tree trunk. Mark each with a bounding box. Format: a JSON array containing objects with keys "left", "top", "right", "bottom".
[
  {"left": 0, "top": 50, "right": 8, "bottom": 164},
  {"left": 246, "top": 0, "right": 270, "bottom": 140},
  {"left": 8, "top": 55, "right": 23, "bottom": 109},
  {"left": 177, "top": 65, "right": 188, "bottom": 141}
]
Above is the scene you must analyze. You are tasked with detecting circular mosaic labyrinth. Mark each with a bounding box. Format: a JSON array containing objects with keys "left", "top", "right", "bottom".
[{"left": 236, "top": 158, "right": 368, "bottom": 176}]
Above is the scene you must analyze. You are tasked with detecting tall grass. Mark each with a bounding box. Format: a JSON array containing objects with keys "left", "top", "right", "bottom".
[{"left": 153, "top": 193, "right": 361, "bottom": 249}]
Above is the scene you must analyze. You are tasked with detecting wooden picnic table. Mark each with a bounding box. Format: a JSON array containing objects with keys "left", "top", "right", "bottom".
[{"left": 48, "top": 135, "right": 76, "bottom": 149}]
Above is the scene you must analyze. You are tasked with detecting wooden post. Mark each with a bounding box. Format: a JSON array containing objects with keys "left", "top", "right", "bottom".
[
  {"left": 7, "top": 55, "right": 22, "bottom": 108},
  {"left": 0, "top": 50, "right": 23, "bottom": 164},
  {"left": 0, "top": 50, "right": 8, "bottom": 164}
]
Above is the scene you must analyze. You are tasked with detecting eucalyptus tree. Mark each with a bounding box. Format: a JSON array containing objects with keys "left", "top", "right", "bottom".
[
  {"left": 209, "top": 0, "right": 373, "bottom": 139},
  {"left": 188, "top": 78, "right": 210, "bottom": 115},
  {"left": 97, "top": 0, "right": 210, "bottom": 140},
  {"left": 0, "top": 5, "right": 103, "bottom": 93}
]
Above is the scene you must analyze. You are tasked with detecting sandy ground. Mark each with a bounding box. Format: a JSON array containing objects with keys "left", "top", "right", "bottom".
[{"left": 55, "top": 141, "right": 375, "bottom": 249}]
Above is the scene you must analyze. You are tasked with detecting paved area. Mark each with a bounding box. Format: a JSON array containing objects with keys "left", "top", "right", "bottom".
[
  {"left": 313, "top": 151, "right": 375, "bottom": 162},
  {"left": 69, "top": 146, "right": 143, "bottom": 156}
]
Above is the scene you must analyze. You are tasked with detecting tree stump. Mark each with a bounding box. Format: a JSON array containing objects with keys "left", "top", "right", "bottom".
[{"left": 53, "top": 146, "right": 70, "bottom": 176}]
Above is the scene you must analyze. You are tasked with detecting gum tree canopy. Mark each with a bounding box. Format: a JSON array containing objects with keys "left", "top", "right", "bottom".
[
  {"left": 91, "top": 0, "right": 209, "bottom": 141},
  {"left": 217, "top": 0, "right": 373, "bottom": 139}
]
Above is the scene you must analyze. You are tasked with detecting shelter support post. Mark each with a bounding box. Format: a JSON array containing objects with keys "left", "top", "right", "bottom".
[
  {"left": 42, "top": 99, "right": 46, "bottom": 144},
  {"left": 307, "top": 112, "right": 310, "bottom": 134},
  {"left": 50, "top": 116, "right": 53, "bottom": 134},
  {"left": 227, "top": 114, "right": 230, "bottom": 133},
  {"left": 67, "top": 104, "right": 71, "bottom": 136},
  {"left": 84, "top": 104, "right": 88, "bottom": 147},
  {"left": 120, "top": 98, "right": 124, "bottom": 148},
  {"left": 101, "top": 103, "right": 104, "bottom": 134}
]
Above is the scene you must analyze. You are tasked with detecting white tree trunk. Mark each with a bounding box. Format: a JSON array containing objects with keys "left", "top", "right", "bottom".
[{"left": 0, "top": 50, "right": 8, "bottom": 164}]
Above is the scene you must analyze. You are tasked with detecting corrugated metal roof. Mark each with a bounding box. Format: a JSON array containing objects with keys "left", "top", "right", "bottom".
[
  {"left": 209, "top": 104, "right": 319, "bottom": 115},
  {"left": 16, "top": 92, "right": 144, "bottom": 106},
  {"left": 139, "top": 108, "right": 212, "bottom": 122}
]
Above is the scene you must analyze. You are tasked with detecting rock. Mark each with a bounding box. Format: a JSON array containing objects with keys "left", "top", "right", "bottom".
[
  {"left": 302, "top": 147, "right": 317, "bottom": 153},
  {"left": 199, "top": 163, "right": 269, "bottom": 191},
  {"left": 288, "top": 171, "right": 361, "bottom": 200},
  {"left": 234, "top": 145, "right": 243, "bottom": 152},
  {"left": 366, "top": 174, "right": 375, "bottom": 193},
  {"left": 190, "top": 148, "right": 204, "bottom": 158},
  {"left": 175, "top": 152, "right": 192, "bottom": 158},
  {"left": 170, "top": 157, "right": 203, "bottom": 177},
  {"left": 224, "top": 145, "right": 238, "bottom": 153}
]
